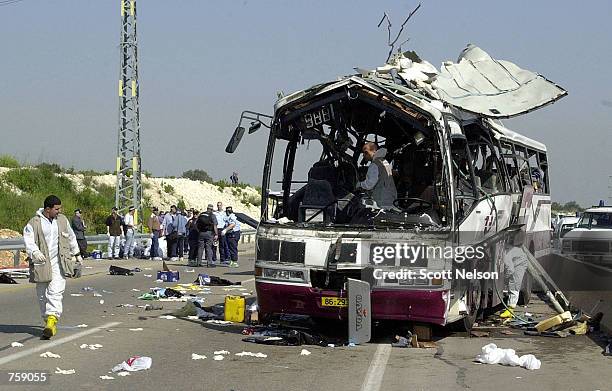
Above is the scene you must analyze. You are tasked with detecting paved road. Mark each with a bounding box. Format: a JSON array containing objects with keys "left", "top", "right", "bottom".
[{"left": 0, "top": 246, "right": 610, "bottom": 391}]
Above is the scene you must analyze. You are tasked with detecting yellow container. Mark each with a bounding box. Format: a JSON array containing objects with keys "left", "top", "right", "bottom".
[{"left": 224, "top": 295, "right": 245, "bottom": 323}]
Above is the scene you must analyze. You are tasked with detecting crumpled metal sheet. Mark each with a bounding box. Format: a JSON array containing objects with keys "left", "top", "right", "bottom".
[{"left": 431, "top": 44, "right": 567, "bottom": 118}]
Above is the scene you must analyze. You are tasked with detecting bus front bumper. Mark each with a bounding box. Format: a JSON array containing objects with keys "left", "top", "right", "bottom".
[{"left": 256, "top": 281, "right": 448, "bottom": 325}]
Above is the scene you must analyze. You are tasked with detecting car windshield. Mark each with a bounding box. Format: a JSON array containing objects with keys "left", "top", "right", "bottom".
[{"left": 577, "top": 212, "right": 612, "bottom": 229}]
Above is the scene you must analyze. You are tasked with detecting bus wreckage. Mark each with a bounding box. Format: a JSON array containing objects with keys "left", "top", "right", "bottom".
[{"left": 227, "top": 44, "right": 567, "bottom": 331}]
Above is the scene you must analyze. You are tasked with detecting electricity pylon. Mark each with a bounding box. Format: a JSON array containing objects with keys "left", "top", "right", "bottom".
[{"left": 115, "top": 0, "right": 142, "bottom": 228}]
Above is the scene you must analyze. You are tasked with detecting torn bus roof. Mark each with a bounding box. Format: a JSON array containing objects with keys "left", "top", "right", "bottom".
[
  {"left": 275, "top": 44, "right": 567, "bottom": 120},
  {"left": 431, "top": 44, "right": 567, "bottom": 118}
]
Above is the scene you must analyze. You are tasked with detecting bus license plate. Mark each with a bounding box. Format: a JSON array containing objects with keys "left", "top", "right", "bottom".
[{"left": 321, "top": 297, "right": 347, "bottom": 307}]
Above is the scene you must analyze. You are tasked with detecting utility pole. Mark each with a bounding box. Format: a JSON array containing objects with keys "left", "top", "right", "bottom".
[{"left": 115, "top": 0, "right": 142, "bottom": 228}]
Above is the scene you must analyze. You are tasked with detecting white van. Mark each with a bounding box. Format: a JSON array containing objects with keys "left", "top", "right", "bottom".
[{"left": 561, "top": 207, "right": 612, "bottom": 264}]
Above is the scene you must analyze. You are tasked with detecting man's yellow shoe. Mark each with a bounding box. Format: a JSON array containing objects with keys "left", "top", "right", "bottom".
[
  {"left": 499, "top": 307, "right": 515, "bottom": 319},
  {"left": 42, "top": 315, "right": 58, "bottom": 339}
]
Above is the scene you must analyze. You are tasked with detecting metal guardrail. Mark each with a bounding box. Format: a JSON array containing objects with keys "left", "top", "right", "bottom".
[{"left": 0, "top": 229, "right": 256, "bottom": 268}]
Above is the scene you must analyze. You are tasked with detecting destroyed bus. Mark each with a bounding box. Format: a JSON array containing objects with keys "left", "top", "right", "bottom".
[{"left": 227, "top": 45, "right": 566, "bottom": 330}]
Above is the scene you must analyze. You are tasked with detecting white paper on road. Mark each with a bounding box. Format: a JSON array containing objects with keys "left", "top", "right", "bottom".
[
  {"left": 80, "top": 344, "right": 103, "bottom": 350},
  {"left": 235, "top": 351, "right": 267, "bottom": 358},
  {"left": 187, "top": 316, "right": 199, "bottom": 320},
  {"left": 55, "top": 367, "right": 76, "bottom": 375},
  {"left": 40, "top": 351, "right": 61, "bottom": 358},
  {"left": 112, "top": 356, "right": 153, "bottom": 372},
  {"left": 99, "top": 300, "right": 105, "bottom": 304},
  {"left": 192, "top": 353, "right": 207, "bottom": 360},
  {"left": 75, "top": 324, "right": 88, "bottom": 328},
  {"left": 144, "top": 274, "right": 152, "bottom": 277},
  {"left": 214, "top": 350, "right": 230, "bottom": 355},
  {"left": 159, "top": 315, "right": 176, "bottom": 319},
  {"left": 300, "top": 349, "right": 311, "bottom": 356},
  {"left": 117, "top": 371, "right": 130, "bottom": 377},
  {"left": 93, "top": 293, "right": 103, "bottom": 297},
  {"left": 213, "top": 355, "right": 224, "bottom": 361},
  {"left": 100, "top": 375, "right": 115, "bottom": 380},
  {"left": 206, "top": 320, "right": 231, "bottom": 325},
  {"left": 11, "top": 342, "right": 24, "bottom": 347},
  {"left": 70, "top": 294, "right": 84, "bottom": 297},
  {"left": 129, "top": 328, "right": 144, "bottom": 331},
  {"left": 131, "top": 289, "right": 140, "bottom": 292}
]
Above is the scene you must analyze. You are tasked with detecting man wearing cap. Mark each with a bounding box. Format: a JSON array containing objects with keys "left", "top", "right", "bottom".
[
  {"left": 105, "top": 207, "right": 123, "bottom": 259},
  {"left": 196, "top": 204, "right": 218, "bottom": 267},
  {"left": 71, "top": 209, "right": 88, "bottom": 257},
  {"left": 123, "top": 206, "right": 136, "bottom": 259},
  {"left": 222, "top": 206, "right": 241, "bottom": 268}
]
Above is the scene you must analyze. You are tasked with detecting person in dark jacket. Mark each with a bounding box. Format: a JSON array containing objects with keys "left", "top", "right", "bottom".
[
  {"left": 186, "top": 210, "right": 200, "bottom": 266},
  {"left": 196, "top": 204, "right": 218, "bottom": 267},
  {"left": 70, "top": 209, "right": 88, "bottom": 257}
]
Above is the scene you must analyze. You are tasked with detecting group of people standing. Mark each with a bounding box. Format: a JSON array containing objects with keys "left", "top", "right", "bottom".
[{"left": 147, "top": 201, "right": 241, "bottom": 267}]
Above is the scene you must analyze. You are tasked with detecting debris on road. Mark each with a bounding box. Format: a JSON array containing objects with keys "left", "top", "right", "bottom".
[
  {"left": 80, "top": 344, "right": 103, "bottom": 350},
  {"left": 109, "top": 265, "right": 134, "bottom": 276},
  {"left": 144, "top": 274, "right": 152, "bottom": 278},
  {"left": 117, "top": 371, "right": 130, "bottom": 377},
  {"left": 191, "top": 353, "right": 207, "bottom": 360},
  {"left": 70, "top": 293, "right": 84, "bottom": 297},
  {"left": 129, "top": 328, "right": 144, "bottom": 331},
  {"left": 11, "top": 342, "right": 24, "bottom": 347},
  {"left": 99, "top": 299, "right": 105, "bottom": 305},
  {"left": 0, "top": 272, "right": 18, "bottom": 284},
  {"left": 195, "top": 274, "right": 241, "bottom": 286},
  {"left": 213, "top": 355, "right": 224, "bottom": 361},
  {"left": 40, "top": 351, "right": 61, "bottom": 358},
  {"left": 471, "top": 331, "right": 490, "bottom": 338},
  {"left": 300, "top": 349, "right": 311, "bottom": 356},
  {"left": 131, "top": 288, "right": 141, "bottom": 292},
  {"left": 55, "top": 367, "right": 76, "bottom": 375},
  {"left": 214, "top": 350, "right": 230, "bottom": 355},
  {"left": 112, "top": 356, "right": 153, "bottom": 372},
  {"left": 159, "top": 315, "right": 176, "bottom": 320},
  {"left": 235, "top": 351, "right": 267, "bottom": 358},
  {"left": 99, "top": 375, "right": 115, "bottom": 380},
  {"left": 475, "top": 343, "right": 541, "bottom": 370},
  {"left": 206, "top": 320, "right": 232, "bottom": 325},
  {"left": 535, "top": 311, "right": 572, "bottom": 333}
]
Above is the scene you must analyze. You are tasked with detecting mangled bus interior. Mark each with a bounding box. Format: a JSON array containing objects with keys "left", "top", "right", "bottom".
[{"left": 263, "top": 85, "right": 452, "bottom": 229}]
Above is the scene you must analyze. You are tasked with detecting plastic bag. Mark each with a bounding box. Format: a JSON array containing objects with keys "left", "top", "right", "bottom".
[
  {"left": 112, "top": 356, "right": 152, "bottom": 372},
  {"left": 476, "top": 343, "right": 540, "bottom": 370}
]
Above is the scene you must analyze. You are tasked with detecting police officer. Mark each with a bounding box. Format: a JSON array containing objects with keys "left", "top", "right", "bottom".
[
  {"left": 222, "top": 206, "right": 241, "bottom": 268},
  {"left": 196, "top": 204, "right": 218, "bottom": 267}
]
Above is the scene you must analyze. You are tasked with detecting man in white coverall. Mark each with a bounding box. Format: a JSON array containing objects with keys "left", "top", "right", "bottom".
[
  {"left": 500, "top": 229, "right": 528, "bottom": 318},
  {"left": 23, "top": 195, "right": 82, "bottom": 339}
]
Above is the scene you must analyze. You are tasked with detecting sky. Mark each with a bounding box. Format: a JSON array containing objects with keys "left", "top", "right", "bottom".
[{"left": 0, "top": 0, "right": 611, "bottom": 205}]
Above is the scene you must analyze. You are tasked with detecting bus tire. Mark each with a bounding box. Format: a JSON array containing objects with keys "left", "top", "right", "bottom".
[{"left": 462, "top": 280, "right": 483, "bottom": 332}]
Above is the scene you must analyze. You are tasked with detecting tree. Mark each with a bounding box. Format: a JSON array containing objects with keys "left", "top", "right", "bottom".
[{"left": 182, "top": 169, "right": 213, "bottom": 183}]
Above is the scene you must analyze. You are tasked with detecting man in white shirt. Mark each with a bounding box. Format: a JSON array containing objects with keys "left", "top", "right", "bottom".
[
  {"left": 23, "top": 195, "right": 81, "bottom": 339},
  {"left": 123, "top": 206, "right": 136, "bottom": 259},
  {"left": 500, "top": 230, "right": 528, "bottom": 318},
  {"left": 357, "top": 143, "right": 398, "bottom": 209},
  {"left": 214, "top": 201, "right": 229, "bottom": 265}
]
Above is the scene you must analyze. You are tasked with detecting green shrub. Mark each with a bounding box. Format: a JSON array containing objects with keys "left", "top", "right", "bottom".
[
  {"left": 36, "top": 162, "right": 63, "bottom": 173},
  {"left": 182, "top": 169, "right": 213, "bottom": 183},
  {"left": 0, "top": 155, "right": 20, "bottom": 168},
  {"left": 163, "top": 183, "right": 175, "bottom": 194},
  {"left": 242, "top": 193, "right": 262, "bottom": 207}
]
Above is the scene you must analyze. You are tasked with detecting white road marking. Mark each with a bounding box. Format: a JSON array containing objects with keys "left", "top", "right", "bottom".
[
  {"left": 360, "top": 344, "right": 391, "bottom": 391},
  {"left": 0, "top": 322, "right": 121, "bottom": 366}
]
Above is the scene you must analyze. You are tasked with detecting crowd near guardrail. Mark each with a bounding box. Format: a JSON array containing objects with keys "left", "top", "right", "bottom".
[{"left": 0, "top": 229, "right": 256, "bottom": 268}]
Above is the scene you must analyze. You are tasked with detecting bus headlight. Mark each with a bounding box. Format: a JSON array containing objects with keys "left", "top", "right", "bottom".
[
  {"left": 261, "top": 268, "right": 306, "bottom": 282},
  {"left": 561, "top": 240, "right": 571, "bottom": 251}
]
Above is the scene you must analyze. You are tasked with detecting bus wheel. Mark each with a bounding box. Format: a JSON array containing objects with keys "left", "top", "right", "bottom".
[{"left": 462, "top": 280, "right": 483, "bottom": 332}]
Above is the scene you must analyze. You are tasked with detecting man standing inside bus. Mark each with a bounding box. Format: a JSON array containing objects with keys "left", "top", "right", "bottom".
[
  {"left": 500, "top": 229, "right": 529, "bottom": 318},
  {"left": 357, "top": 142, "right": 398, "bottom": 209}
]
